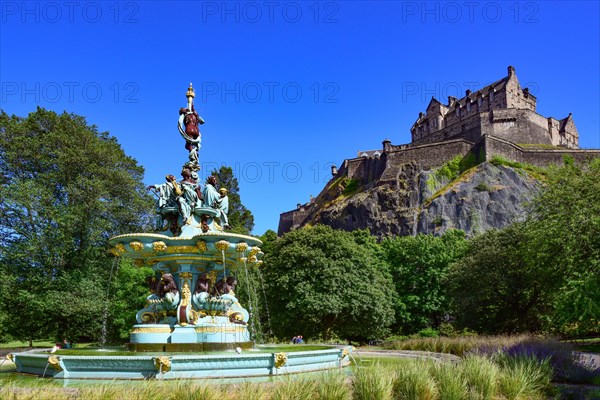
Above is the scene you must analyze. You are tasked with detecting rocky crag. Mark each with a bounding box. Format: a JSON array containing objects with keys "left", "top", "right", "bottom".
[{"left": 282, "top": 158, "right": 541, "bottom": 239}]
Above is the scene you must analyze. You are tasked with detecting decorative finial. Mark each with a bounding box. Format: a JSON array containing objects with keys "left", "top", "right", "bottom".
[{"left": 186, "top": 82, "right": 195, "bottom": 99}]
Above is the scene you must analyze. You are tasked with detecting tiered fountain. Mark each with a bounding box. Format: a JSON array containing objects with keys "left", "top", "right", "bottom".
[{"left": 9, "top": 84, "right": 351, "bottom": 380}]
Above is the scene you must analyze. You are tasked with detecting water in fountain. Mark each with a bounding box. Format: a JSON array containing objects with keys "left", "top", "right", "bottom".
[
  {"left": 240, "top": 258, "right": 263, "bottom": 344},
  {"left": 100, "top": 256, "right": 120, "bottom": 347},
  {"left": 256, "top": 267, "right": 273, "bottom": 337}
]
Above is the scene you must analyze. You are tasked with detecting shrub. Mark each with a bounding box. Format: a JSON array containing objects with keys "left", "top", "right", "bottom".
[
  {"left": 418, "top": 327, "right": 440, "bottom": 338},
  {"left": 475, "top": 182, "right": 490, "bottom": 192}
]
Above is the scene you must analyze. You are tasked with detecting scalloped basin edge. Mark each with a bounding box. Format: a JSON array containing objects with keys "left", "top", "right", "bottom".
[{"left": 10, "top": 346, "right": 353, "bottom": 380}]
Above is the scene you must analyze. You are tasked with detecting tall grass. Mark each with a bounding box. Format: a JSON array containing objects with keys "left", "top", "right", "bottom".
[
  {"left": 461, "top": 355, "right": 500, "bottom": 399},
  {"left": 393, "top": 360, "right": 438, "bottom": 400},
  {"left": 428, "top": 362, "right": 468, "bottom": 400},
  {"left": 383, "top": 334, "right": 532, "bottom": 357},
  {"left": 271, "top": 376, "right": 317, "bottom": 400},
  {"left": 352, "top": 363, "right": 394, "bottom": 400},
  {"left": 496, "top": 355, "right": 552, "bottom": 400}
]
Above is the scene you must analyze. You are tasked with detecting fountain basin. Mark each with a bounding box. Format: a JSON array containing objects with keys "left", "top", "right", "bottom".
[{"left": 9, "top": 346, "right": 352, "bottom": 380}]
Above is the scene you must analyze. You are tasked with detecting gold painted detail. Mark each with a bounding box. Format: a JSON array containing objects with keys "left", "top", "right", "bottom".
[
  {"left": 130, "top": 327, "right": 172, "bottom": 334},
  {"left": 248, "top": 255, "right": 258, "bottom": 264},
  {"left": 133, "top": 259, "right": 146, "bottom": 267},
  {"left": 154, "top": 356, "right": 171, "bottom": 372},
  {"left": 236, "top": 242, "right": 248, "bottom": 252},
  {"left": 129, "top": 241, "right": 144, "bottom": 251},
  {"left": 215, "top": 240, "right": 230, "bottom": 251},
  {"left": 140, "top": 312, "right": 157, "bottom": 324},
  {"left": 180, "top": 272, "right": 193, "bottom": 280},
  {"left": 207, "top": 270, "right": 218, "bottom": 287},
  {"left": 186, "top": 83, "right": 195, "bottom": 99},
  {"left": 189, "top": 309, "right": 198, "bottom": 324},
  {"left": 196, "top": 240, "right": 207, "bottom": 252},
  {"left": 238, "top": 257, "right": 247, "bottom": 263},
  {"left": 248, "top": 246, "right": 260, "bottom": 257},
  {"left": 194, "top": 326, "right": 246, "bottom": 333},
  {"left": 166, "top": 245, "right": 199, "bottom": 254},
  {"left": 274, "top": 352, "right": 288, "bottom": 369},
  {"left": 109, "top": 243, "right": 126, "bottom": 257},
  {"left": 153, "top": 241, "right": 168, "bottom": 252},
  {"left": 181, "top": 281, "right": 191, "bottom": 307},
  {"left": 6, "top": 353, "right": 13, "bottom": 362},
  {"left": 48, "top": 355, "right": 62, "bottom": 371}
]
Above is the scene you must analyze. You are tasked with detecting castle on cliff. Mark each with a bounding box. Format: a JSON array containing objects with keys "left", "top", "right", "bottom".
[{"left": 279, "top": 66, "right": 600, "bottom": 236}]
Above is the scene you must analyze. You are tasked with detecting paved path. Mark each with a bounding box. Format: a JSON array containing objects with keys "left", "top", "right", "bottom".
[{"left": 354, "top": 349, "right": 461, "bottom": 363}]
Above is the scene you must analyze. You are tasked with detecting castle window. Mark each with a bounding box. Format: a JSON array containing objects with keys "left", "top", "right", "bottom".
[
  {"left": 478, "top": 97, "right": 483, "bottom": 108},
  {"left": 490, "top": 90, "right": 495, "bottom": 102},
  {"left": 456, "top": 106, "right": 460, "bottom": 118},
  {"left": 466, "top": 102, "right": 471, "bottom": 112}
]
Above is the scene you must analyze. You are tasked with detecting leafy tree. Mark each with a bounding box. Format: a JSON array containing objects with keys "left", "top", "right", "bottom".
[
  {"left": 448, "top": 224, "right": 555, "bottom": 333},
  {"left": 0, "top": 107, "right": 153, "bottom": 343},
  {"left": 525, "top": 158, "right": 600, "bottom": 336},
  {"left": 381, "top": 230, "right": 467, "bottom": 334},
  {"left": 259, "top": 229, "right": 278, "bottom": 255},
  {"left": 108, "top": 259, "right": 154, "bottom": 342},
  {"left": 447, "top": 159, "right": 600, "bottom": 336},
  {"left": 263, "top": 225, "right": 395, "bottom": 341},
  {"left": 210, "top": 166, "right": 254, "bottom": 234}
]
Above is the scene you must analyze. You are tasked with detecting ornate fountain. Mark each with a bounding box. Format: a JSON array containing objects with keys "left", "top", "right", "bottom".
[
  {"left": 9, "top": 85, "right": 351, "bottom": 379},
  {"left": 107, "top": 83, "right": 263, "bottom": 351}
]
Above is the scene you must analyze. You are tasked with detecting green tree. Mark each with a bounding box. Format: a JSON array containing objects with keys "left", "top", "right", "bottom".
[
  {"left": 263, "top": 225, "right": 395, "bottom": 341},
  {"left": 525, "top": 158, "right": 600, "bottom": 336},
  {"left": 259, "top": 229, "right": 278, "bottom": 255},
  {"left": 210, "top": 166, "right": 254, "bottom": 234},
  {"left": 108, "top": 259, "right": 154, "bottom": 341},
  {"left": 0, "top": 107, "right": 153, "bottom": 343},
  {"left": 448, "top": 224, "right": 555, "bottom": 333},
  {"left": 381, "top": 230, "right": 467, "bottom": 334}
]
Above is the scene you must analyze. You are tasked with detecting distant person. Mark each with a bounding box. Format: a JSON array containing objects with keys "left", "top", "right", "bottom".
[
  {"left": 292, "top": 336, "right": 298, "bottom": 344},
  {"left": 63, "top": 339, "right": 71, "bottom": 349},
  {"left": 297, "top": 335, "right": 304, "bottom": 344}
]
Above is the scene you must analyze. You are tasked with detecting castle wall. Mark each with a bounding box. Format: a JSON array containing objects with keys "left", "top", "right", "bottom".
[
  {"left": 484, "top": 109, "right": 553, "bottom": 146},
  {"left": 345, "top": 155, "right": 387, "bottom": 185},
  {"left": 414, "top": 109, "right": 579, "bottom": 149},
  {"left": 483, "top": 135, "right": 600, "bottom": 167},
  {"left": 380, "top": 139, "right": 474, "bottom": 181},
  {"left": 504, "top": 73, "right": 536, "bottom": 111}
]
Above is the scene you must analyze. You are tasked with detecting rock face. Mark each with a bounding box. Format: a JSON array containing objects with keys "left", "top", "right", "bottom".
[{"left": 293, "top": 162, "right": 539, "bottom": 239}]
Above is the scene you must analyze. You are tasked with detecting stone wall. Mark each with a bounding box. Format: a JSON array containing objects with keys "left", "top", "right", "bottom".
[
  {"left": 483, "top": 135, "right": 600, "bottom": 167},
  {"left": 382, "top": 140, "right": 474, "bottom": 181}
]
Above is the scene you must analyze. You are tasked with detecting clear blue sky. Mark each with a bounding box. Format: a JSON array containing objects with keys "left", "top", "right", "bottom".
[{"left": 1, "top": 1, "right": 599, "bottom": 235}]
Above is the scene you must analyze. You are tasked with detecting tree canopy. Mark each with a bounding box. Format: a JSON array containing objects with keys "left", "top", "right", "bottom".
[
  {"left": 381, "top": 230, "right": 467, "bottom": 334},
  {"left": 449, "top": 158, "right": 600, "bottom": 336},
  {"left": 263, "top": 225, "right": 395, "bottom": 341},
  {"left": 0, "top": 107, "right": 153, "bottom": 343},
  {"left": 211, "top": 166, "right": 254, "bottom": 234}
]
